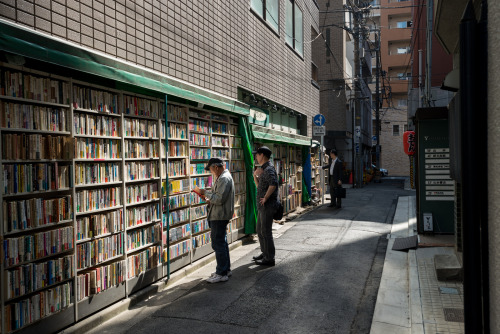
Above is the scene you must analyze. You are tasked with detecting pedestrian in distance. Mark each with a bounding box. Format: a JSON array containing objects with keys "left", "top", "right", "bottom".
[
  {"left": 322, "top": 149, "right": 343, "bottom": 209},
  {"left": 194, "top": 157, "right": 235, "bottom": 283},
  {"left": 252, "top": 146, "right": 279, "bottom": 266}
]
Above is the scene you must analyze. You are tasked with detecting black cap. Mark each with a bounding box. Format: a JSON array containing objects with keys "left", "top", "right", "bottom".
[
  {"left": 205, "top": 157, "right": 224, "bottom": 170},
  {"left": 253, "top": 146, "right": 272, "bottom": 157}
]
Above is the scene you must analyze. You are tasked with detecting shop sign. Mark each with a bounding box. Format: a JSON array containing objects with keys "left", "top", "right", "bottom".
[{"left": 249, "top": 107, "right": 269, "bottom": 126}]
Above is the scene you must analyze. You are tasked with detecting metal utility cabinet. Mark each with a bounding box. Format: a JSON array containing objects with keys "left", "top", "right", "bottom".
[{"left": 415, "top": 108, "right": 455, "bottom": 234}]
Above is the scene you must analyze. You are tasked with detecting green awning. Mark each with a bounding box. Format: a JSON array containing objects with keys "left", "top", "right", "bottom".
[
  {"left": 0, "top": 20, "right": 249, "bottom": 116},
  {"left": 252, "top": 125, "right": 311, "bottom": 146}
]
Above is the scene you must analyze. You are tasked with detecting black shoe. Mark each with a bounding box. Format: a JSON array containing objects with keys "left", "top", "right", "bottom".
[
  {"left": 327, "top": 204, "right": 335, "bottom": 207},
  {"left": 255, "top": 259, "right": 275, "bottom": 266},
  {"left": 336, "top": 205, "right": 342, "bottom": 209},
  {"left": 252, "top": 254, "right": 264, "bottom": 261}
]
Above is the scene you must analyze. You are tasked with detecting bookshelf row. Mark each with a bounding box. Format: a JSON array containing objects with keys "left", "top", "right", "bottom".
[
  {"left": 0, "top": 64, "right": 248, "bottom": 334},
  {"left": 254, "top": 142, "right": 304, "bottom": 215}
]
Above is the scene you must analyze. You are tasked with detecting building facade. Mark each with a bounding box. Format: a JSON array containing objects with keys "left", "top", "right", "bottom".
[
  {"left": 408, "top": 0, "right": 453, "bottom": 124},
  {"left": 375, "top": 0, "right": 412, "bottom": 176},
  {"left": 313, "top": 0, "right": 350, "bottom": 165},
  {"left": 314, "top": 0, "right": 373, "bottom": 184},
  {"left": 0, "top": 0, "right": 319, "bottom": 133}
]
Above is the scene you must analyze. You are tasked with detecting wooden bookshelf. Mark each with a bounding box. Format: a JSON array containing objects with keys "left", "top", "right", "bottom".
[
  {"left": 0, "top": 63, "right": 248, "bottom": 333},
  {"left": 0, "top": 65, "right": 74, "bottom": 333}
]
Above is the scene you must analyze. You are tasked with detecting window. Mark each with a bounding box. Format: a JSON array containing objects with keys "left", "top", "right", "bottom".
[
  {"left": 251, "top": 0, "right": 280, "bottom": 32},
  {"left": 393, "top": 125, "right": 400, "bottom": 136},
  {"left": 285, "top": 0, "right": 304, "bottom": 56},
  {"left": 311, "top": 62, "right": 318, "bottom": 83},
  {"left": 396, "top": 21, "right": 412, "bottom": 28},
  {"left": 397, "top": 47, "right": 410, "bottom": 54},
  {"left": 397, "top": 72, "right": 411, "bottom": 80}
]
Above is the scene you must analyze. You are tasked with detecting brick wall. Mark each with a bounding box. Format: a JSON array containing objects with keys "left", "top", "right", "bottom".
[{"left": 0, "top": 0, "right": 319, "bottom": 137}]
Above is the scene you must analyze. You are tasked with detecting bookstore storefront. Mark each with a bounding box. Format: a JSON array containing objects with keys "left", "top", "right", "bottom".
[
  {"left": 0, "top": 21, "right": 260, "bottom": 333},
  {"left": 250, "top": 124, "right": 312, "bottom": 216}
]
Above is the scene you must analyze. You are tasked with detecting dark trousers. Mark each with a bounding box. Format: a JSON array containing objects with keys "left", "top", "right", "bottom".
[
  {"left": 209, "top": 220, "right": 231, "bottom": 275},
  {"left": 329, "top": 184, "right": 342, "bottom": 207},
  {"left": 257, "top": 206, "right": 276, "bottom": 261}
]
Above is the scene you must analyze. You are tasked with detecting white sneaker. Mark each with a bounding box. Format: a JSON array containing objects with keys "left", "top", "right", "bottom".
[
  {"left": 206, "top": 274, "right": 229, "bottom": 283},
  {"left": 211, "top": 270, "right": 232, "bottom": 277}
]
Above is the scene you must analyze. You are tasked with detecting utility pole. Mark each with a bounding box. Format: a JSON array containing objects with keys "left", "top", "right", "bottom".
[
  {"left": 352, "top": 3, "right": 360, "bottom": 188},
  {"left": 375, "top": 30, "right": 380, "bottom": 170},
  {"left": 353, "top": 2, "right": 364, "bottom": 187},
  {"left": 418, "top": 49, "right": 423, "bottom": 108},
  {"left": 425, "top": 0, "right": 433, "bottom": 106}
]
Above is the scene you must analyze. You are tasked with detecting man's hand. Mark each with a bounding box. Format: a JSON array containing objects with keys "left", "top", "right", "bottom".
[
  {"left": 259, "top": 197, "right": 266, "bottom": 206},
  {"left": 338, "top": 180, "right": 342, "bottom": 186},
  {"left": 194, "top": 186, "right": 205, "bottom": 195}
]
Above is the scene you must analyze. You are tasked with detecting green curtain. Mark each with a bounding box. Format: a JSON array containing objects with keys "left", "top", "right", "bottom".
[
  {"left": 238, "top": 117, "right": 258, "bottom": 234},
  {"left": 302, "top": 146, "right": 312, "bottom": 204}
]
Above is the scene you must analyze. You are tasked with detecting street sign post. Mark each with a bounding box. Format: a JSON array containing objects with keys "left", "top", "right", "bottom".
[
  {"left": 313, "top": 114, "right": 325, "bottom": 126},
  {"left": 313, "top": 115, "right": 326, "bottom": 204}
]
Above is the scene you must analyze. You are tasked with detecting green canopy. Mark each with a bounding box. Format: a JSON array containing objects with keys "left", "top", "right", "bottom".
[
  {"left": 251, "top": 125, "right": 311, "bottom": 146},
  {"left": 0, "top": 21, "right": 249, "bottom": 116},
  {"left": 238, "top": 117, "right": 258, "bottom": 234}
]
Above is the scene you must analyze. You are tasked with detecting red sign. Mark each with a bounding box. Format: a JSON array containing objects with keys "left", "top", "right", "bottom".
[{"left": 403, "top": 131, "right": 416, "bottom": 155}]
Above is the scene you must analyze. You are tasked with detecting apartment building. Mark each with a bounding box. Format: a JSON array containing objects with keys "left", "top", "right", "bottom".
[{"left": 369, "top": 0, "right": 412, "bottom": 176}]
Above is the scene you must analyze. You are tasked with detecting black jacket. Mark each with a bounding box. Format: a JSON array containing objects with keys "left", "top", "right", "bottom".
[{"left": 323, "top": 159, "right": 342, "bottom": 186}]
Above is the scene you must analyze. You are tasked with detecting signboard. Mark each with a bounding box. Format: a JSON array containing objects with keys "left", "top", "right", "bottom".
[
  {"left": 423, "top": 148, "right": 454, "bottom": 200},
  {"left": 313, "top": 114, "right": 325, "bottom": 126},
  {"left": 313, "top": 126, "right": 325, "bottom": 136},
  {"left": 403, "top": 131, "right": 416, "bottom": 155},
  {"left": 355, "top": 126, "right": 361, "bottom": 137}
]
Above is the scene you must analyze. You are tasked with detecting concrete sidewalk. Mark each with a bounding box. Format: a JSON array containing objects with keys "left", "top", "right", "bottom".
[{"left": 370, "top": 196, "right": 464, "bottom": 334}]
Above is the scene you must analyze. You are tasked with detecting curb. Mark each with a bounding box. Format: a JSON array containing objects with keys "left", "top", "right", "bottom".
[
  {"left": 409, "top": 250, "right": 424, "bottom": 334},
  {"left": 370, "top": 196, "right": 414, "bottom": 334},
  {"left": 60, "top": 238, "right": 248, "bottom": 334}
]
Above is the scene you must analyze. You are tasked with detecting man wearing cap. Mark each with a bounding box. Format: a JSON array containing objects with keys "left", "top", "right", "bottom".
[
  {"left": 252, "top": 146, "right": 279, "bottom": 266},
  {"left": 194, "top": 157, "right": 235, "bottom": 283}
]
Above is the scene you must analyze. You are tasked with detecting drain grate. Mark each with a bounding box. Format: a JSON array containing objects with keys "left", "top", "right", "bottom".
[
  {"left": 392, "top": 235, "right": 418, "bottom": 251},
  {"left": 443, "top": 308, "right": 464, "bottom": 322},
  {"left": 439, "top": 287, "right": 459, "bottom": 295}
]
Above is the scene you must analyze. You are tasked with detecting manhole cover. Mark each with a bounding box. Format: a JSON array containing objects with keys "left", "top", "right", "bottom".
[
  {"left": 439, "top": 287, "right": 459, "bottom": 294},
  {"left": 443, "top": 308, "right": 464, "bottom": 322}
]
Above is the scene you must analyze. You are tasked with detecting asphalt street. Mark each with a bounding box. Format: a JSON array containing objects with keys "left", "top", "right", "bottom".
[{"left": 83, "top": 178, "right": 413, "bottom": 334}]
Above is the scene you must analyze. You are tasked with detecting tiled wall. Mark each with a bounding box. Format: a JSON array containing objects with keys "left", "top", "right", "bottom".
[
  {"left": 379, "top": 108, "right": 409, "bottom": 176},
  {"left": 0, "top": 0, "right": 319, "bottom": 137}
]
